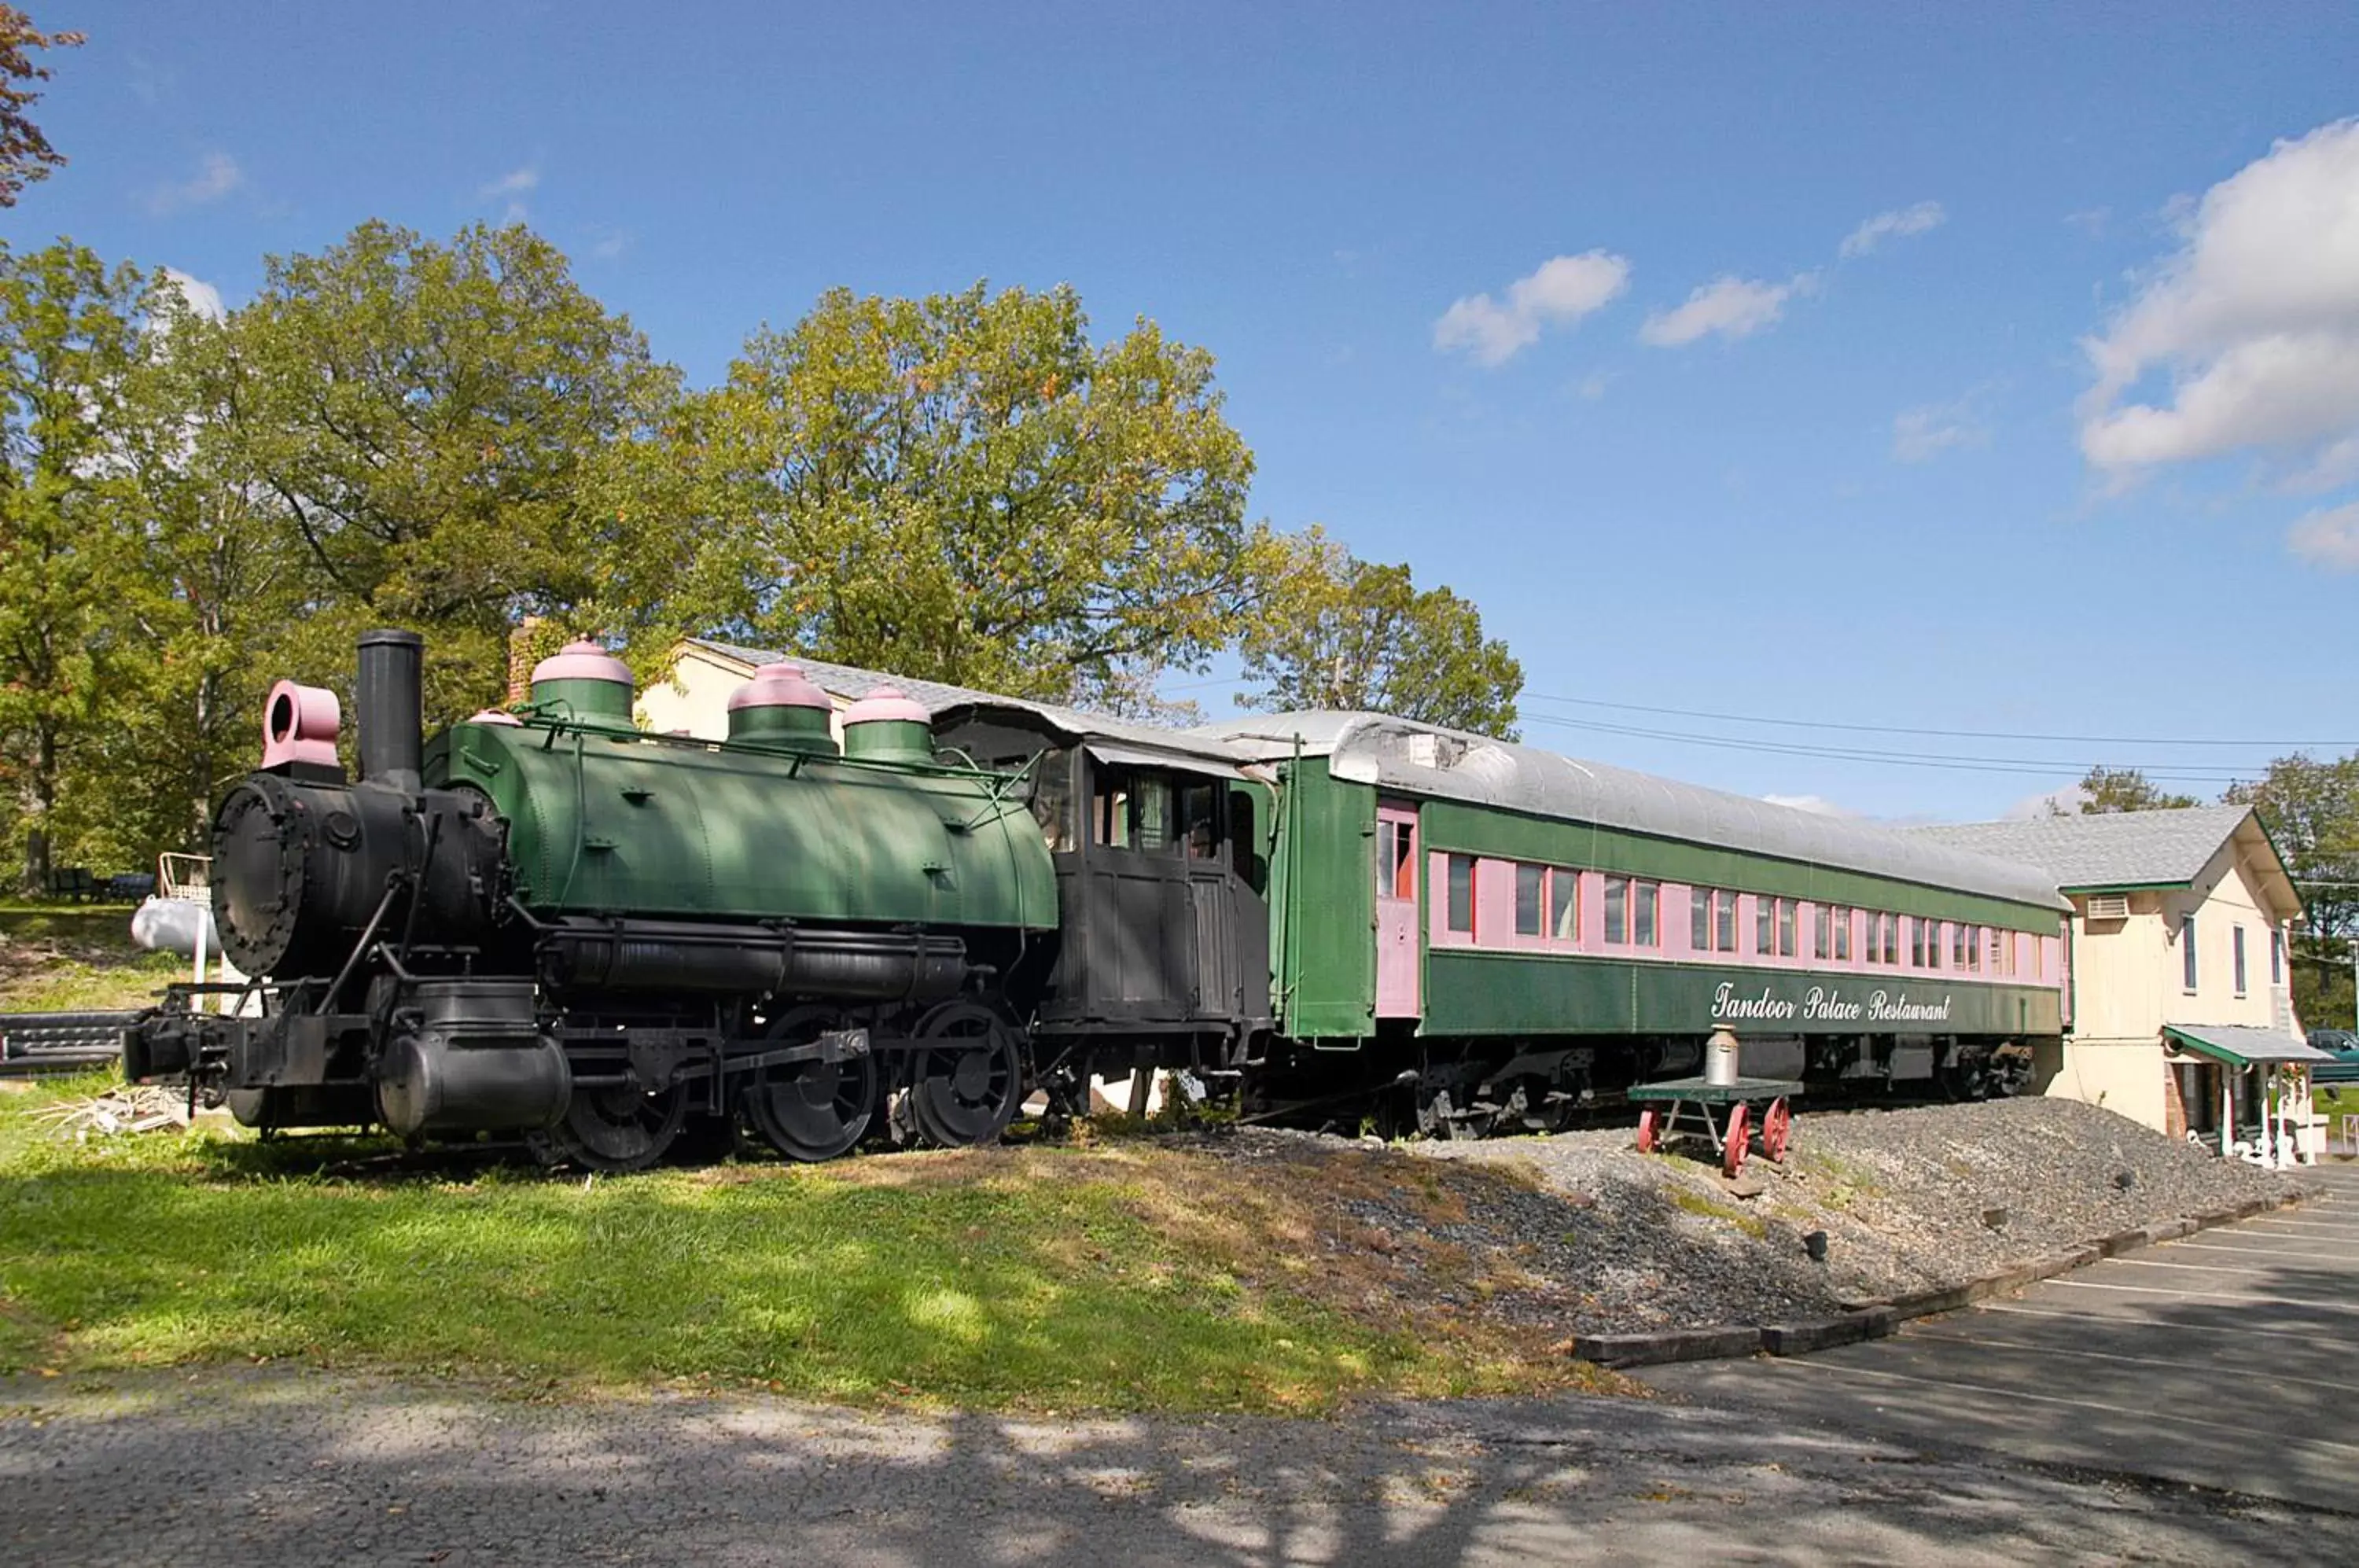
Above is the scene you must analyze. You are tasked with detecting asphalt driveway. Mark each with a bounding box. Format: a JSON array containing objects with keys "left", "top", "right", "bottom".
[{"left": 1647, "top": 1159, "right": 2359, "bottom": 1513}]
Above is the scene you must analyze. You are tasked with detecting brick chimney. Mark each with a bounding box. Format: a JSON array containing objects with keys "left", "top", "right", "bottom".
[{"left": 506, "top": 616, "right": 545, "bottom": 706}]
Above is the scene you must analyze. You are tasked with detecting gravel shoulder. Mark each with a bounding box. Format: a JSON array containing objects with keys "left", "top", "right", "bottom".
[
  {"left": 1221, "top": 1097, "right": 2315, "bottom": 1338},
  {"left": 5, "top": 1366, "right": 2347, "bottom": 1566}
]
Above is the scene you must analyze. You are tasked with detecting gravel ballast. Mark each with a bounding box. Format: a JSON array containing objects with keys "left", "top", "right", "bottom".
[{"left": 1215, "top": 1097, "right": 2316, "bottom": 1341}]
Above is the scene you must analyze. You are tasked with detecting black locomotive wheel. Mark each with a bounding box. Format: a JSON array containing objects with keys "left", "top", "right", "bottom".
[
  {"left": 903, "top": 1000, "right": 1024, "bottom": 1148},
  {"left": 742, "top": 1007, "right": 878, "bottom": 1163},
  {"left": 533, "top": 1080, "right": 689, "bottom": 1172}
]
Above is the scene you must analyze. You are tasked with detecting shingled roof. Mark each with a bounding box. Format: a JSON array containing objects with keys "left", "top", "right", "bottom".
[{"left": 1906, "top": 804, "right": 2287, "bottom": 903}]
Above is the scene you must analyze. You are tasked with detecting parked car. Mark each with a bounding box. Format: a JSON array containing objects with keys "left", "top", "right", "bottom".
[{"left": 2309, "top": 1029, "right": 2359, "bottom": 1086}]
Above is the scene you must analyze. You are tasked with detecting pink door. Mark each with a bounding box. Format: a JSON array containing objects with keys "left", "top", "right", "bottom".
[{"left": 1375, "top": 803, "right": 1420, "bottom": 1018}]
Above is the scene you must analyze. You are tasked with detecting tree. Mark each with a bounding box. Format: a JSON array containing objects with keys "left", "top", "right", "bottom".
[
  {"left": 2061, "top": 765, "right": 2202, "bottom": 815},
  {"left": 207, "top": 221, "right": 679, "bottom": 722},
  {"left": 0, "top": 241, "right": 153, "bottom": 888},
  {"left": 1236, "top": 538, "right": 1524, "bottom": 738},
  {"left": 0, "top": 6, "right": 80, "bottom": 206},
  {"left": 2225, "top": 753, "right": 2359, "bottom": 1030},
  {"left": 637, "top": 282, "right": 1278, "bottom": 710}
]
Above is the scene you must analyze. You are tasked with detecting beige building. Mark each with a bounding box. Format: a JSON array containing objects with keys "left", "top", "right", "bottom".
[
  {"left": 1912, "top": 807, "right": 2322, "bottom": 1148},
  {"left": 637, "top": 637, "right": 1003, "bottom": 743}
]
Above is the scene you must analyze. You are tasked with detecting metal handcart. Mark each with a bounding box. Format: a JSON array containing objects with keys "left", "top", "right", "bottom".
[{"left": 1628, "top": 1076, "right": 1801, "bottom": 1178}]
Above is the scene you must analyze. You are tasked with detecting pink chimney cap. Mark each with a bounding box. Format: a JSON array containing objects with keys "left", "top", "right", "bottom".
[
  {"left": 844, "top": 684, "right": 932, "bottom": 725},
  {"left": 727, "top": 662, "right": 834, "bottom": 712},
  {"left": 260, "top": 679, "right": 341, "bottom": 770},
  {"left": 466, "top": 709, "right": 524, "bottom": 727},
  {"left": 531, "top": 639, "right": 633, "bottom": 686}
]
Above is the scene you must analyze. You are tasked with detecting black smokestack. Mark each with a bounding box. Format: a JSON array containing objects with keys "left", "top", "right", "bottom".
[{"left": 356, "top": 629, "right": 424, "bottom": 793}]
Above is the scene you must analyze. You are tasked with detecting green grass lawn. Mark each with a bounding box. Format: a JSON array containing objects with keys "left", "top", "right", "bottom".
[
  {"left": 0, "top": 905, "right": 184, "bottom": 1013},
  {"left": 0, "top": 1076, "right": 1586, "bottom": 1412}
]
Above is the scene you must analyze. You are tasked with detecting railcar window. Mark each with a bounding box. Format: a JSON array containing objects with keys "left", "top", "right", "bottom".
[
  {"left": 1182, "top": 783, "right": 1221, "bottom": 860},
  {"left": 1632, "top": 881, "right": 1658, "bottom": 947},
  {"left": 1813, "top": 904, "right": 1831, "bottom": 961},
  {"left": 1551, "top": 869, "right": 1580, "bottom": 939},
  {"left": 1755, "top": 896, "right": 1774, "bottom": 955},
  {"left": 1514, "top": 865, "right": 1544, "bottom": 936},
  {"left": 1447, "top": 854, "right": 1476, "bottom": 934},
  {"left": 1776, "top": 899, "right": 1796, "bottom": 958},
  {"left": 1691, "top": 889, "right": 1712, "bottom": 951},
  {"left": 1927, "top": 921, "right": 1943, "bottom": 970},
  {"left": 1967, "top": 926, "right": 1980, "bottom": 972},
  {"left": 1604, "top": 876, "right": 1628, "bottom": 944},
  {"left": 1094, "top": 778, "right": 1133, "bottom": 848},
  {"left": 1135, "top": 777, "right": 1176, "bottom": 853},
  {"left": 1377, "top": 820, "right": 1415, "bottom": 899},
  {"left": 1882, "top": 913, "right": 1901, "bottom": 966},
  {"left": 1832, "top": 906, "right": 1852, "bottom": 962},
  {"left": 1024, "top": 751, "right": 1076, "bottom": 852},
  {"left": 1230, "top": 792, "right": 1267, "bottom": 892},
  {"left": 1951, "top": 922, "right": 1966, "bottom": 969},
  {"left": 1691, "top": 888, "right": 1735, "bottom": 952}
]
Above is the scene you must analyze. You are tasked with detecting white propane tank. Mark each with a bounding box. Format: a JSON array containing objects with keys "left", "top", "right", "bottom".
[{"left": 1704, "top": 1027, "right": 1742, "bottom": 1087}]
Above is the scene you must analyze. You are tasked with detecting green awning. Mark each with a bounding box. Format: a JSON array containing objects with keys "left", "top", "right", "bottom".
[{"left": 2162, "top": 1025, "right": 2335, "bottom": 1068}]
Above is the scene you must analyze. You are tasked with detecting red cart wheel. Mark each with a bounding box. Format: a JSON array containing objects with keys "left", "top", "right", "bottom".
[
  {"left": 1761, "top": 1097, "right": 1792, "bottom": 1162},
  {"left": 1636, "top": 1108, "right": 1658, "bottom": 1154},
  {"left": 1722, "top": 1102, "right": 1750, "bottom": 1179}
]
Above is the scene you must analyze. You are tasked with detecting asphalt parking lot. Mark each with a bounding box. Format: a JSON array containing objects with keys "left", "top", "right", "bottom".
[{"left": 1647, "top": 1159, "right": 2359, "bottom": 1512}]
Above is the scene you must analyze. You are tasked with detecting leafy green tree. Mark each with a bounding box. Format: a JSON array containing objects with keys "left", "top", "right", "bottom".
[
  {"left": 2060, "top": 765, "right": 2202, "bottom": 815},
  {"left": 0, "top": 241, "right": 153, "bottom": 887},
  {"left": 90, "top": 292, "right": 314, "bottom": 860},
  {"left": 0, "top": 6, "right": 81, "bottom": 206},
  {"left": 1237, "top": 538, "right": 1524, "bottom": 738},
  {"left": 207, "top": 221, "right": 679, "bottom": 722},
  {"left": 2225, "top": 753, "right": 2359, "bottom": 1030},
  {"left": 634, "top": 282, "right": 1278, "bottom": 710}
]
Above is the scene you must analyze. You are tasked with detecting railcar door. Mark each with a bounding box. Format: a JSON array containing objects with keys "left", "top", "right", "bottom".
[{"left": 1375, "top": 801, "right": 1420, "bottom": 1017}]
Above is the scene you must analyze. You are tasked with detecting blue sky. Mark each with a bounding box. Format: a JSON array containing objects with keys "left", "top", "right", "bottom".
[{"left": 20, "top": 3, "right": 2359, "bottom": 819}]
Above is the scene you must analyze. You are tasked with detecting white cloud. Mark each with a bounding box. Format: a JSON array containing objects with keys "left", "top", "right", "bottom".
[
  {"left": 480, "top": 166, "right": 539, "bottom": 199},
  {"left": 143, "top": 152, "right": 242, "bottom": 215},
  {"left": 1839, "top": 201, "right": 1946, "bottom": 259},
  {"left": 1892, "top": 388, "right": 1993, "bottom": 463},
  {"left": 1640, "top": 273, "right": 1812, "bottom": 347},
  {"left": 2078, "top": 118, "right": 2359, "bottom": 487},
  {"left": 1763, "top": 793, "right": 1859, "bottom": 819},
  {"left": 1573, "top": 370, "right": 1610, "bottom": 401},
  {"left": 156, "top": 267, "right": 226, "bottom": 323},
  {"left": 1433, "top": 251, "right": 1632, "bottom": 366},
  {"left": 2004, "top": 784, "right": 2085, "bottom": 819},
  {"left": 2287, "top": 499, "right": 2359, "bottom": 570}
]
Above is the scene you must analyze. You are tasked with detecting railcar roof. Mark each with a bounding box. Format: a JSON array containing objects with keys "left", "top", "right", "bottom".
[{"left": 1198, "top": 711, "right": 2070, "bottom": 913}]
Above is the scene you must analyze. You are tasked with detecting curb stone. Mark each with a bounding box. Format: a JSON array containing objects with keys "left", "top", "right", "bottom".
[{"left": 1567, "top": 1187, "right": 2306, "bottom": 1371}]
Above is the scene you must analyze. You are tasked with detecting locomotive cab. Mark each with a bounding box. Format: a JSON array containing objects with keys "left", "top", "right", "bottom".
[{"left": 933, "top": 703, "right": 1276, "bottom": 1085}]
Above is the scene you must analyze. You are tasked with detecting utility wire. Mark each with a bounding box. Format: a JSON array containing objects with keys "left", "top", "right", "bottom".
[
  {"left": 1516, "top": 712, "right": 2267, "bottom": 784},
  {"left": 1520, "top": 690, "right": 2353, "bottom": 752}
]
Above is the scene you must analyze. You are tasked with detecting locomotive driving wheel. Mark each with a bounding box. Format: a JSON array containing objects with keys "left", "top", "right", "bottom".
[
  {"left": 899, "top": 1000, "right": 1025, "bottom": 1148},
  {"left": 534, "top": 1079, "right": 690, "bottom": 1173},
  {"left": 742, "top": 1006, "right": 878, "bottom": 1163}
]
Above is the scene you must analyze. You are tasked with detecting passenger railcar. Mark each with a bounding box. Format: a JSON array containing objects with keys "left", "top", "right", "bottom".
[{"left": 1198, "top": 712, "right": 2071, "bottom": 1134}]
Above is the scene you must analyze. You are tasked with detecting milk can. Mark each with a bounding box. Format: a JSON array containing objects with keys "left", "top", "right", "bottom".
[{"left": 1704, "top": 1027, "right": 1742, "bottom": 1087}]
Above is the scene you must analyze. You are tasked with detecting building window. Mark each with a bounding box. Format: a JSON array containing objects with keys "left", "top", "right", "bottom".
[
  {"left": 1447, "top": 854, "right": 1475, "bottom": 935},
  {"left": 1832, "top": 907, "right": 1852, "bottom": 963},
  {"left": 1605, "top": 876, "right": 1628, "bottom": 944},
  {"left": 2272, "top": 929, "right": 2284, "bottom": 986},
  {"left": 1551, "top": 869, "right": 1581, "bottom": 940},
  {"left": 2233, "top": 925, "right": 2247, "bottom": 996},
  {"left": 1514, "top": 863, "right": 1545, "bottom": 937},
  {"left": 1776, "top": 898, "right": 1796, "bottom": 958},
  {"left": 2182, "top": 913, "right": 2199, "bottom": 992}
]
